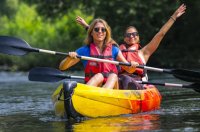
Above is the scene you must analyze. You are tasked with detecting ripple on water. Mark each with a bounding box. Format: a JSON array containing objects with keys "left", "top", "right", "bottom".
[
  {"left": 0, "top": 72, "right": 200, "bottom": 131},
  {"left": 0, "top": 72, "right": 28, "bottom": 82}
]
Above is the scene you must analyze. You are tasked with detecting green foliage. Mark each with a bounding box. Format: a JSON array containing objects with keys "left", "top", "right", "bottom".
[
  {"left": 0, "top": 2, "right": 93, "bottom": 71},
  {"left": 0, "top": 0, "right": 199, "bottom": 70},
  {"left": 0, "top": 0, "right": 19, "bottom": 17},
  {"left": 86, "top": 0, "right": 199, "bottom": 68},
  {"left": 88, "top": 0, "right": 179, "bottom": 43}
]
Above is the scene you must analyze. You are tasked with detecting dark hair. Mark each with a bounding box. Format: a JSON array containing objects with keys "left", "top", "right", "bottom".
[{"left": 124, "top": 26, "right": 138, "bottom": 37}]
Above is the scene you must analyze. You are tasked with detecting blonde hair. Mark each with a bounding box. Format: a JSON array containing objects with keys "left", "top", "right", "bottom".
[{"left": 84, "top": 18, "right": 118, "bottom": 46}]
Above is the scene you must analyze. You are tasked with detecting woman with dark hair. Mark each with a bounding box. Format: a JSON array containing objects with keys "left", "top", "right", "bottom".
[{"left": 75, "top": 4, "right": 186, "bottom": 89}]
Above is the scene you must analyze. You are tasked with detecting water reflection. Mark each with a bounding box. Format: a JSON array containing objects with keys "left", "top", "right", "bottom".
[
  {"left": 0, "top": 72, "right": 200, "bottom": 131},
  {"left": 69, "top": 114, "right": 160, "bottom": 131}
]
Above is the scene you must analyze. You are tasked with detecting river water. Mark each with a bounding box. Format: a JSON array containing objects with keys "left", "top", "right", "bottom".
[{"left": 0, "top": 71, "right": 199, "bottom": 132}]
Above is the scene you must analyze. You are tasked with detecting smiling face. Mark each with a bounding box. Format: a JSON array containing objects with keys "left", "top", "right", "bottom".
[
  {"left": 84, "top": 18, "right": 112, "bottom": 46},
  {"left": 124, "top": 27, "right": 140, "bottom": 45},
  {"left": 91, "top": 22, "right": 107, "bottom": 43}
]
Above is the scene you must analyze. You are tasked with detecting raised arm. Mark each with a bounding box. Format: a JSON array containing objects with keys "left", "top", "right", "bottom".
[
  {"left": 140, "top": 4, "right": 186, "bottom": 63},
  {"left": 76, "top": 16, "right": 89, "bottom": 29}
]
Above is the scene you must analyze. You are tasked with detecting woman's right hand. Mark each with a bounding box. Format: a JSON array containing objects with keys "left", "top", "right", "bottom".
[
  {"left": 130, "top": 61, "right": 139, "bottom": 68},
  {"left": 68, "top": 52, "right": 78, "bottom": 59},
  {"left": 127, "top": 61, "right": 139, "bottom": 73}
]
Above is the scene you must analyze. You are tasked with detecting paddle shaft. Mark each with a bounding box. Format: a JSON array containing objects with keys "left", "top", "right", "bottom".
[
  {"left": 35, "top": 48, "right": 193, "bottom": 77},
  {"left": 1, "top": 36, "right": 199, "bottom": 83},
  {"left": 26, "top": 47, "right": 184, "bottom": 73},
  {"left": 53, "top": 74, "right": 85, "bottom": 80},
  {"left": 28, "top": 67, "right": 199, "bottom": 89},
  {"left": 20, "top": 47, "right": 187, "bottom": 73},
  {"left": 16, "top": 45, "right": 131, "bottom": 66},
  {"left": 136, "top": 81, "right": 193, "bottom": 88},
  {"left": 17, "top": 46, "right": 176, "bottom": 69},
  {"left": 140, "top": 66, "right": 170, "bottom": 73},
  {"left": 16, "top": 45, "right": 69, "bottom": 56}
]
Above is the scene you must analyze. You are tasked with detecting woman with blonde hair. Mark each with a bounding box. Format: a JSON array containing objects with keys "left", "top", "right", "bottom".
[
  {"left": 59, "top": 18, "right": 138, "bottom": 89},
  {"left": 75, "top": 4, "right": 186, "bottom": 89}
]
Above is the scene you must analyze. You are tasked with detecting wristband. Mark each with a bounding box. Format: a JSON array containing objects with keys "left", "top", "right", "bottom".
[{"left": 170, "top": 16, "right": 176, "bottom": 21}]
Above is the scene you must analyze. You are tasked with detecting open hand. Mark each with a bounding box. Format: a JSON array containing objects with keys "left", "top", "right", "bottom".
[
  {"left": 173, "top": 4, "right": 186, "bottom": 19},
  {"left": 76, "top": 16, "right": 89, "bottom": 28}
]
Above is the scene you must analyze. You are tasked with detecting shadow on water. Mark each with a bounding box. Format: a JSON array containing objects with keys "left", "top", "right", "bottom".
[{"left": 0, "top": 71, "right": 200, "bottom": 131}]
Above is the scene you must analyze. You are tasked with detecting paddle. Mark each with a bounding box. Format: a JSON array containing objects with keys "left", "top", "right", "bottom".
[
  {"left": 28, "top": 67, "right": 84, "bottom": 82},
  {"left": 28, "top": 67, "right": 200, "bottom": 92},
  {"left": 1, "top": 36, "right": 200, "bottom": 83}
]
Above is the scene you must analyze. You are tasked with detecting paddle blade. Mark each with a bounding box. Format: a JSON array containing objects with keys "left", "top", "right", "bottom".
[
  {"left": 0, "top": 36, "right": 31, "bottom": 56},
  {"left": 172, "top": 69, "right": 200, "bottom": 83},
  {"left": 28, "top": 67, "right": 66, "bottom": 82},
  {"left": 190, "top": 83, "right": 200, "bottom": 93}
]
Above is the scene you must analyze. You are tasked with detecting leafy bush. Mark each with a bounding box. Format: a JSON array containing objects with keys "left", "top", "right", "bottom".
[{"left": 0, "top": 2, "right": 93, "bottom": 71}]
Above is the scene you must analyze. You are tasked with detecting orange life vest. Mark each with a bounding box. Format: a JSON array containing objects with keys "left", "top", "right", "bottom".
[
  {"left": 119, "top": 43, "right": 144, "bottom": 76},
  {"left": 84, "top": 43, "right": 118, "bottom": 83}
]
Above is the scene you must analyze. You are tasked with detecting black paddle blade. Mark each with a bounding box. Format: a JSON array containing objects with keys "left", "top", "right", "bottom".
[
  {"left": 191, "top": 83, "right": 200, "bottom": 93},
  {"left": 172, "top": 69, "right": 200, "bottom": 83},
  {"left": 28, "top": 67, "right": 66, "bottom": 82},
  {"left": 0, "top": 36, "right": 31, "bottom": 56}
]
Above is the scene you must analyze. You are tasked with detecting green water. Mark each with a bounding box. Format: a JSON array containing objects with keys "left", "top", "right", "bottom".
[{"left": 0, "top": 72, "right": 199, "bottom": 132}]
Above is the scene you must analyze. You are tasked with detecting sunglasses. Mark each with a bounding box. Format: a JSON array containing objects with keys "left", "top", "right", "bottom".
[
  {"left": 124, "top": 32, "right": 139, "bottom": 38},
  {"left": 94, "top": 27, "right": 106, "bottom": 33}
]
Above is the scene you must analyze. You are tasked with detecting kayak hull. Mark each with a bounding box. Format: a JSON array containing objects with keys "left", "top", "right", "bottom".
[{"left": 51, "top": 81, "right": 162, "bottom": 119}]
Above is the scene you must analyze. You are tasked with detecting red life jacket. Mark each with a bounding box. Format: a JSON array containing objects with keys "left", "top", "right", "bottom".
[
  {"left": 119, "top": 43, "right": 144, "bottom": 76},
  {"left": 84, "top": 43, "right": 118, "bottom": 83}
]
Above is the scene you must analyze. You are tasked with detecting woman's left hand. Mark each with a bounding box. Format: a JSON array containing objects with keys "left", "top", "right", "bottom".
[{"left": 173, "top": 4, "right": 186, "bottom": 19}]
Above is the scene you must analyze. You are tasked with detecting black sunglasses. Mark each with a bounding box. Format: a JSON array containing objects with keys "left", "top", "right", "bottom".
[
  {"left": 124, "top": 32, "right": 139, "bottom": 38},
  {"left": 94, "top": 27, "right": 106, "bottom": 33}
]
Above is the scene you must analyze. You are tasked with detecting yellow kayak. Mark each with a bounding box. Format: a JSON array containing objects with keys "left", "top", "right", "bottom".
[{"left": 51, "top": 81, "right": 161, "bottom": 119}]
